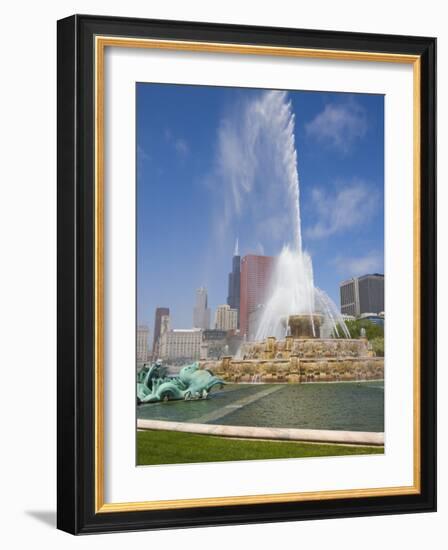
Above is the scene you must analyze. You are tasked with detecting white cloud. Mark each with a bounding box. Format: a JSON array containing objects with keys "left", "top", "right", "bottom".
[
  {"left": 305, "top": 100, "right": 367, "bottom": 153},
  {"left": 164, "top": 129, "right": 189, "bottom": 157},
  {"left": 137, "top": 144, "right": 151, "bottom": 179},
  {"left": 305, "top": 180, "right": 378, "bottom": 239},
  {"left": 174, "top": 138, "right": 189, "bottom": 156},
  {"left": 137, "top": 144, "right": 150, "bottom": 161},
  {"left": 332, "top": 251, "right": 383, "bottom": 276}
]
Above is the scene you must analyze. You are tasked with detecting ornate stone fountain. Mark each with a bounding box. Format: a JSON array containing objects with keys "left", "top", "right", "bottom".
[
  {"left": 202, "top": 315, "right": 383, "bottom": 384},
  {"left": 286, "top": 314, "right": 324, "bottom": 338}
]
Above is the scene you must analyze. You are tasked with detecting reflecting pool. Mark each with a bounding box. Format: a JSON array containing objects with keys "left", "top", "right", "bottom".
[{"left": 137, "top": 381, "right": 384, "bottom": 432}]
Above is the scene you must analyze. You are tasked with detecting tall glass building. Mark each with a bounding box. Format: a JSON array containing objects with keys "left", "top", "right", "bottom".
[
  {"left": 340, "top": 273, "right": 384, "bottom": 316},
  {"left": 227, "top": 249, "right": 241, "bottom": 327}
]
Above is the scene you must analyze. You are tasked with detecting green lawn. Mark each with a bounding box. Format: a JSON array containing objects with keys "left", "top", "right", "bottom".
[{"left": 137, "top": 430, "right": 384, "bottom": 465}]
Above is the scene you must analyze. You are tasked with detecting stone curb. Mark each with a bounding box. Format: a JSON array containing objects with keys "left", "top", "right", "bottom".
[{"left": 137, "top": 419, "right": 384, "bottom": 446}]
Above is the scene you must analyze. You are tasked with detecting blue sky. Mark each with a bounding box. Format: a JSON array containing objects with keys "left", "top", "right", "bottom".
[{"left": 137, "top": 84, "right": 384, "bottom": 330}]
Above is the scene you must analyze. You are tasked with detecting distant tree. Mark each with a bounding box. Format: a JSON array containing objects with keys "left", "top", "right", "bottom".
[
  {"left": 207, "top": 342, "right": 227, "bottom": 359},
  {"left": 333, "top": 319, "right": 384, "bottom": 340}
]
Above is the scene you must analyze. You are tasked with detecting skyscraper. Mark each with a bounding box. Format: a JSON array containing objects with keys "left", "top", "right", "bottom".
[
  {"left": 193, "top": 287, "right": 210, "bottom": 329},
  {"left": 358, "top": 273, "right": 384, "bottom": 314},
  {"left": 340, "top": 274, "right": 384, "bottom": 316},
  {"left": 239, "top": 254, "right": 275, "bottom": 338},
  {"left": 340, "top": 278, "right": 360, "bottom": 317},
  {"left": 136, "top": 325, "right": 150, "bottom": 364},
  {"left": 214, "top": 304, "right": 238, "bottom": 331},
  {"left": 152, "top": 307, "right": 169, "bottom": 358},
  {"left": 227, "top": 239, "right": 241, "bottom": 327}
]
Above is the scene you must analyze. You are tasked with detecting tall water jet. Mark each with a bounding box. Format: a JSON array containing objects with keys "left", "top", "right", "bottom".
[
  {"left": 249, "top": 91, "right": 350, "bottom": 341},
  {"left": 215, "top": 90, "right": 304, "bottom": 254},
  {"left": 255, "top": 246, "right": 316, "bottom": 340}
]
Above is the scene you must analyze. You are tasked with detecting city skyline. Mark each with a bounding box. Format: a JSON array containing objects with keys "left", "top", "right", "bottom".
[
  {"left": 137, "top": 84, "right": 384, "bottom": 328},
  {"left": 145, "top": 253, "right": 384, "bottom": 352}
]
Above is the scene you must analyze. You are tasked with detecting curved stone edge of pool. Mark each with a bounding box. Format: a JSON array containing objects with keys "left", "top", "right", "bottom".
[{"left": 137, "top": 419, "right": 384, "bottom": 446}]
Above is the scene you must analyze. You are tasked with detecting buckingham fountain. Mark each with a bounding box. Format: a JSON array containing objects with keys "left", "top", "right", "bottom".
[{"left": 202, "top": 313, "right": 383, "bottom": 384}]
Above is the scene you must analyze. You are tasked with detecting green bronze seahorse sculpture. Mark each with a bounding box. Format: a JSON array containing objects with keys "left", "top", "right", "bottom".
[{"left": 137, "top": 361, "right": 225, "bottom": 404}]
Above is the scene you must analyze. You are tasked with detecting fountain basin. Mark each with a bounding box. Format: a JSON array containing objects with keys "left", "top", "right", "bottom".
[{"left": 285, "top": 314, "right": 324, "bottom": 338}]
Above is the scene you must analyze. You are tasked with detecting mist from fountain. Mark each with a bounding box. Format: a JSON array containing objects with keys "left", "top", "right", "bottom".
[
  {"left": 315, "top": 287, "right": 351, "bottom": 339},
  {"left": 255, "top": 246, "right": 316, "bottom": 340}
]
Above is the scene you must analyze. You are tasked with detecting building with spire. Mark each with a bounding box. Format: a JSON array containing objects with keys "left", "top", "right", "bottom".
[
  {"left": 227, "top": 238, "right": 241, "bottom": 327},
  {"left": 193, "top": 287, "right": 211, "bottom": 330}
]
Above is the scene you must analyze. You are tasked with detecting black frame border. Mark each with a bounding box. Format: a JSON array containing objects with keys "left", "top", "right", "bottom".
[{"left": 57, "top": 14, "right": 436, "bottom": 534}]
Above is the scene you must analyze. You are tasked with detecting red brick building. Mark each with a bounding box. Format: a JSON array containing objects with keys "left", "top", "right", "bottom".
[{"left": 239, "top": 254, "right": 274, "bottom": 338}]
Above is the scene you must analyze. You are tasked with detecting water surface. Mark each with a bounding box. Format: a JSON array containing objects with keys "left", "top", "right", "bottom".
[{"left": 137, "top": 381, "right": 384, "bottom": 432}]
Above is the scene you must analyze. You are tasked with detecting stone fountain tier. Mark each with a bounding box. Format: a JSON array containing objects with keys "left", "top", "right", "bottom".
[
  {"left": 286, "top": 314, "right": 324, "bottom": 339},
  {"left": 201, "top": 335, "right": 383, "bottom": 384},
  {"left": 240, "top": 336, "right": 374, "bottom": 361}
]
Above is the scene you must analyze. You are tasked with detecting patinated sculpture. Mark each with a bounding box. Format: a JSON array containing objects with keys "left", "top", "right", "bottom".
[{"left": 137, "top": 361, "right": 225, "bottom": 404}]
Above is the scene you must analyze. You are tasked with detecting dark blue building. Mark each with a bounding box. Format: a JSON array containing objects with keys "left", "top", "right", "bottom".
[{"left": 227, "top": 243, "right": 241, "bottom": 328}]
